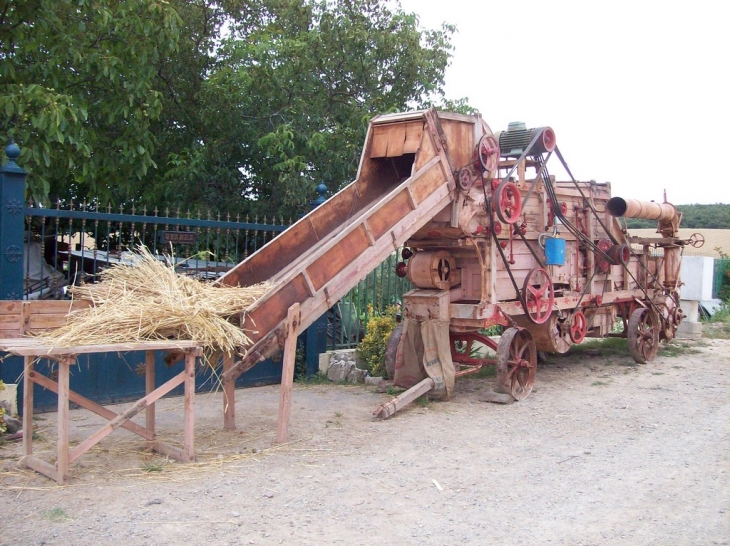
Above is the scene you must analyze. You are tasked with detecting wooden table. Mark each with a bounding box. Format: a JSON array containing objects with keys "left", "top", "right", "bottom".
[{"left": 0, "top": 339, "right": 203, "bottom": 484}]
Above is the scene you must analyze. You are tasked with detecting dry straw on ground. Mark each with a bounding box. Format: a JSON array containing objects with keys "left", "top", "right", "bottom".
[{"left": 35, "top": 247, "right": 269, "bottom": 355}]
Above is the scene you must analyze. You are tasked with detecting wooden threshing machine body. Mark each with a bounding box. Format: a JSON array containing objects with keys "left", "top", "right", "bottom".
[{"left": 219, "top": 109, "right": 696, "bottom": 409}]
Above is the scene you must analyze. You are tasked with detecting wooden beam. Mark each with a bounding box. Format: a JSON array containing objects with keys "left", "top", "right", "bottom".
[
  {"left": 22, "top": 356, "right": 33, "bottom": 458},
  {"left": 68, "top": 370, "right": 186, "bottom": 464},
  {"left": 57, "top": 358, "right": 71, "bottom": 484},
  {"left": 30, "top": 371, "right": 153, "bottom": 440},
  {"left": 183, "top": 351, "right": 195, "bottom": 462},
  {"left": 223, "top": 354, "right": 236, "bottom": 431},
  {"left": 372, "top": 378, "right": 434, "bottom": 419},
  {"left": 275, "top": 303, "right": 300, "bottom": 444},
  {"left": 145, "top": 350, "right": 156, "bottom": 445}
]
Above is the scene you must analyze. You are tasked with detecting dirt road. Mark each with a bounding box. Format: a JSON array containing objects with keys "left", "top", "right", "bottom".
[{"left": 2, "top": 337, "right": 729, "bottom": 545}]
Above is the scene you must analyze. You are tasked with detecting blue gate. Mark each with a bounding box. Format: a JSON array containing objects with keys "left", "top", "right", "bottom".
[{"left": 0, "top": 140, "right": 328, "bottom": 412}]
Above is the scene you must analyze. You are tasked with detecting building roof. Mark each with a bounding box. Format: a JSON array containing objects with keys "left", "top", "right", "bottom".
[{"left": 627, "top": 228, "right": 730, "bottom": 258}]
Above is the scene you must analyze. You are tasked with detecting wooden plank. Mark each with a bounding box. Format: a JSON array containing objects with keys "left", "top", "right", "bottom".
[
  {"left": 20, "top": 302, "right": 31, "bottom": 335},
  {"left": 370, "top": 125, "right": 390, "bottom": 158},
  {"left": 367, "top": 189, "right": 415, "bottom": 240},
  {"left": 1, "top": 340, "right": 202, "bottom": 357},
  {"left": 410, "top": 160, "right": 447, "bottom": 206},
  {"left": 224, "top": 182, "right": 455, "bottom": 383},
  {"left": 385, "top": 123, "right": 406, "bottom": 157},
  {"left": 372, "top": 377, "right": 434, "bottom": 419},
  {"left": 414, "top": 120, "right": 438, "bottom": 172},
  {"left": 145, "top": 350, "right": 156, "bottom": 442},
  {"left": 57, "top": 359, "right": 71, "bottom": 484},
  {"left": 403, "top": 121, "right": 424, "bottom": 154},
  {"left": 23, "top": 356, "right": 33, "bottom": 458},
  {"left": 30, "top": 371, "right": 153, "bottom": 440},
  {"left": 30, "top": 300, "right": 90, "bottom": 314},
  {"left": 151, "top": 443, "right": 187, "bottom": 461},
  {"left": 242, "top": 273, "right": 311, "bottom": 344},
  {"left": 27, "top": 314, "right": 73, "bottom": 331},
  {"left": 440, "top": 118, "right": 474, "bottom": 172},
  {"left": 223, "top": 354, "right": 236, "bottom": 431},
  {"left": 306, "top": 226, "right": 371, "bottom": 292},
  {"left": 68, "top": 370, "right": 186, "bottom": 464},
  {"left": 275, "top": 303, "right": 299, "bottom": 444},
  {"left": 0, "top": 301, "right": 22, "bottom": 314},
  {"left": 24, "top": 455, "right": 58, "bottom": 482},
  {"left": 183, "top": 351, "right": 195, "bottom": 462}
]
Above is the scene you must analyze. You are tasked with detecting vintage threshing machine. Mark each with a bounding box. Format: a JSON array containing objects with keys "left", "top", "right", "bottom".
[{"left": 218, "top": 109, "right": 701, "bottom": 423}]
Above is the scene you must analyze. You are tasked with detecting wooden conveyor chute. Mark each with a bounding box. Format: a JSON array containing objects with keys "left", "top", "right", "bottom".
[{"left": 218, "top": 109, "right": 489, "bottom": 383}]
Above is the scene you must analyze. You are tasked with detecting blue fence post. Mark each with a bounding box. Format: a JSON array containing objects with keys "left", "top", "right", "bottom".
[
  {"left": 0, "top": 140, "right": 27, "bottom": 300},
  {"left": 304, "top": 183, "right": 329, "bottom": 377}
]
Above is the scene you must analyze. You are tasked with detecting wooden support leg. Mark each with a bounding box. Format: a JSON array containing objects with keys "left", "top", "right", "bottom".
[
  {"left": 56, "top": 358, "right": 72, "bottom": 485},
  {"left": 275, "top": 303, "right": 300, "bottom": 445},
  {"left": 145, "top": 350, "right": 156, "bottom": 448},
  {"left": 223, "top": 354, "right": 236, "bottom": 431},
  {"left": 22, "top": 356, "right": 34, "bottom": 458},
  {"left": 183, "top": 351, "right": 195, "bottom": 462}
]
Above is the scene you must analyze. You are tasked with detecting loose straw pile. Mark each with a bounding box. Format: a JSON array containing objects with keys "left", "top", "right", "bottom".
[{"left": 36, "top": 247, "right": 270, "bottom": 356}]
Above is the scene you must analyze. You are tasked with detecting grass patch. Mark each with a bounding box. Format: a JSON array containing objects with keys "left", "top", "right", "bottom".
[
  {"left": 658, "top": 342, "right": 700, "bottom": 357},
  {"left": 386, "top": 385, "right": 404, "bottom": 396},
  {"left": 591, "top": 380, "right": 609, "bottom": 386},
  {"left": 415, "top": 395, "right": 430, "bottom": 407},
  {"left": 568, "top": 338, "right": 631, "bottom": 358},
  {"left": 40, "top": 508, "right": 70, "bottom": 523},
  {"left": 295, "top": 372, "right": 330, "bottom": 385},
  {"left": 703, "top": 322, "right": 730, "bottom": 340},
  {"left": 142, "top": 462, "right": 164, "bottom": 473},
  {"left": 476, "top": 365, "right": 496, "bottom": 378},
  {"left": 652, "top": 372, "right": 665, "bottom": 375}
]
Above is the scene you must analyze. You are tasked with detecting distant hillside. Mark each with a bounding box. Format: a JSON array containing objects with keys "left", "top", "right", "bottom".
[{"left": 624, "top": 204, "right": 730, "bottom": 229}]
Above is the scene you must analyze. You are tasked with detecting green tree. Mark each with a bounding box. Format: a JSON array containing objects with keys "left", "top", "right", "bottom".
[
  {"left": 142, "top": 0, "right": 463, "bottom": 218},
  {"left": 0, "top": 0, "right": 181, "bottom": 204},
  {"left": 2, "top": 0, "right": 465, "bottom": 218}
]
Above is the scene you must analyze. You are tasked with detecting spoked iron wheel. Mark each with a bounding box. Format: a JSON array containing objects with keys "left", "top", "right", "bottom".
[
  {"left": 523, "top": 267, "right": 555, "bottom": 325},
  {"left": 495, "top": 327, "right": 537, "bottom": 401},
  {"left": 628, "top": 307, "right": 660, "bottom": 364}
]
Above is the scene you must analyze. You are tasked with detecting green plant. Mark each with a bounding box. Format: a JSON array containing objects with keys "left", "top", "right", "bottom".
[
  {"left": 415, "top": 395, "right": 430, "bottom": 407},
  {"left": 356, "top": 308, "right": 398, "bottom": 378},
  {"left": 142, "top": 461, "right": 164, "bottom": 473},
  {"left": 41, "top": 508, "right": 70, "bottom": 522}
]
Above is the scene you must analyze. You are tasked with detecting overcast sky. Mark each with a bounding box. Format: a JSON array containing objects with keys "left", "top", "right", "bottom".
[{"left": 396, "top": 0, "right": 729, "bottom": 205}]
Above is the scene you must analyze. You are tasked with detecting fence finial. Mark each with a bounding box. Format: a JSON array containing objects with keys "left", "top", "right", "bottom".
[
  {"left": 2, "top": 139, "right": 25, "bottom": 174},
  {"left": 311, "top": 182, "right": 327, "bottom": 209}
]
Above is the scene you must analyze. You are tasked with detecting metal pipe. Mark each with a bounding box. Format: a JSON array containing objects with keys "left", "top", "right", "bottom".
[{"left": 607, "top": 197, "right": 677, "bottom": 222}]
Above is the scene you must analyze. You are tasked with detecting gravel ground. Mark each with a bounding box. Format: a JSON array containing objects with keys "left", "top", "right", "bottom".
[{"left": 1, "top": 337, "right": 729, "bottom": 546}]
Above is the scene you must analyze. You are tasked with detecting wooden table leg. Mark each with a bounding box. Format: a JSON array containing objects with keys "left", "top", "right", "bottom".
[
  {"left": 145, "top": 350, "right": 156, "bottom": 448},
  {"left": 223, "top": 354, "right": 235, "bottom": 431},
  {"left": 57, "top": 357, "right": 72, "bottom": 484},
  {"left": 183, "top": 351, "right": 195, "bottom": 462},
  {"left": 275, "top": 303, "right": 300, "bottom": 445},
  {"left": 22, "top": 356, "right": 33, "bottom": 458}
]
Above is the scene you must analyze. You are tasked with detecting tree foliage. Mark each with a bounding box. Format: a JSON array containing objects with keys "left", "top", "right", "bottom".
[
  {"left": 625, "top": 204, "right": 730, "bottom": 230},
  {"left": 0, "top": 0, "right": 181, "bottom": 204},
  {"left": 2, "top": 0, "right": 464, "bottom": 218}
]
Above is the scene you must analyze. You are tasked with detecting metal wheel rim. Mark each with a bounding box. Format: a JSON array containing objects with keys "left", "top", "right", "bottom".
[
  {"left": 523, "top": 267, "right": 555, "bottom": 325},
  {"left": 628, "top": 307, "right": 659, "bottom": 364},
  {"left": 495, "top": 327, "right": 537, "bottom": 400}
]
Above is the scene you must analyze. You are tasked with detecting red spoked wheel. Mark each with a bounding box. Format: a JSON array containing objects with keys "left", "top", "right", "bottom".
[
  {"left": 523, "top": 267, "right": 555, "bottom": 325},
  {"left": 458, "top": 167, "right": 474, "bottom": 191},
  {"left": 495, "top": 327, "right": 537, "bottom": 401},
  {"left": 569, "top": 311, "right": 587, "bottom": 343},
  {"left": 494, "top": 181, "right": 522, "bottom": 224},
  {"left": 628, "top": 307, "right": 660, "bottom": 364},
  {"left": 477, "top": 134, "right": 500, "bottom": 172}
]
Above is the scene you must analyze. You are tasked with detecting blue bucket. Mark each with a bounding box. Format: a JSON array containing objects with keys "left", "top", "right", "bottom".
[{"left": 544, "top": 237, "right": 566, "bottom": 266}]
